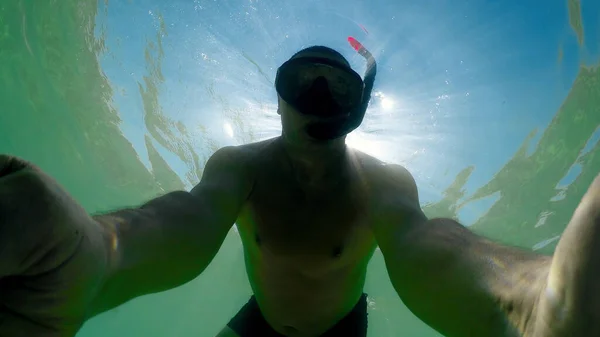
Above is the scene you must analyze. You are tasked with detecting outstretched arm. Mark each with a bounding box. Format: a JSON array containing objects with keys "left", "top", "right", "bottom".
[
  {"left": 373, "top": 165, "right": 600, "bottom": 336},
  {"left": 89, "top": 146, "right": 253, "bottom": 317}
]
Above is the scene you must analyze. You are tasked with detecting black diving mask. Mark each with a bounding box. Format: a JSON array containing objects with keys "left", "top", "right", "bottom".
[{"left": 275, "top": 41, "right": 377, "bottom": 140}]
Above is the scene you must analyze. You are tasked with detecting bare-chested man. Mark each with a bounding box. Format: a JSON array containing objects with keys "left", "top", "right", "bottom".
[{"left": 1, "top": 41, "right": 600, "bottom": 337}]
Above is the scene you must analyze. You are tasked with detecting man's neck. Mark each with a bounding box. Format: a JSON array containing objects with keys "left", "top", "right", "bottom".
[
  {"left": 278, "top": 134, "right": 348, "bottom": 184},
  {"left": 280, "top": 132, "right": 346, "bottom": 160}
]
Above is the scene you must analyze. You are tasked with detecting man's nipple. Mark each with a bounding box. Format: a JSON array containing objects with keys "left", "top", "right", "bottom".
[
  {"left": 283, "top": 325, "right": 299, "bottom": 335},
  {"left": 332, "top": 245, "right": 343, "bottom": 258},
  {"left": 255, "top": 233, "right": 262, "bottom": 246}
]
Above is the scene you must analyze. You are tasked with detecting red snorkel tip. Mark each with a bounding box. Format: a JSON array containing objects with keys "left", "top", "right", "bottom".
[
  {"left": 348, "top": 36, "right": 373, "bottom": 62},
  {"left": 347, "top": 36, "right": 363, "bottom": 52}
]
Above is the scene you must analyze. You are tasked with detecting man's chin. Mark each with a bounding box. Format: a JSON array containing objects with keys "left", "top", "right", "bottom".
[{"left": 305, "top": 121, "right": 347, "bottom": 141}]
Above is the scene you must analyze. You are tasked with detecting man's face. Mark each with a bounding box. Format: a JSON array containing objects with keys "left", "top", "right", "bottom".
[
  {"left": 278, "top": 51, "right": 351, "bottom": 143},
  {"left": 278, "top": 95, "right": 319, "bottom": 143}
]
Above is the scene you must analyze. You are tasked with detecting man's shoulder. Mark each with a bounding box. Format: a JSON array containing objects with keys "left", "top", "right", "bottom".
[
  {"left": 351, "top": 150, "right": 415, "bottom": 187},
  {"left": 211, "top": 137, "right": 278, "bottom": 164},
  {"left": 203, "top": 138, "right": 280, "bottom": 188},
  {"left": 236, "top": 137, "right": 280, "bottom": 154},
  {"left": 350, "top": 150, "right": 419, "bottom": 214}
]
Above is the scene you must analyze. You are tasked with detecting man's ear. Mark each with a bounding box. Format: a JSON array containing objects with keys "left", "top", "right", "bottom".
[{"left": 276, "top": 96, "right": 282, "bottom": 115}]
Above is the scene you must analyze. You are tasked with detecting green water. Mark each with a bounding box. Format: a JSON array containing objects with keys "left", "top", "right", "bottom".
[{"left": 1, "top": 0, "right": 599, "bottom": 336}]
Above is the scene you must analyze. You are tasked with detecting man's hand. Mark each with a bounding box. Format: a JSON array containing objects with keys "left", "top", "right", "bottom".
[
  {"left": 0, "top": 155, "right": 110, "bottom": 336},
  {"left": 535, "top": 173, "right": 600, "bottom": 336}
]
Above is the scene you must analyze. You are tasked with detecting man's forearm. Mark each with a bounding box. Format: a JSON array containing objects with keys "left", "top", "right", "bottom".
[
  {"left": 87, "top": 191, "right": 209, "bottom": 317},
  {"left": 377, "top": 211, "right": 553, "bottom": 337}
]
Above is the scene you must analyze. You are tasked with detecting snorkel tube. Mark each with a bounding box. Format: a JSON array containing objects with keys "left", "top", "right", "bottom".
[{"left": 344, "top": 36, "right": 377, "bottom": 136}]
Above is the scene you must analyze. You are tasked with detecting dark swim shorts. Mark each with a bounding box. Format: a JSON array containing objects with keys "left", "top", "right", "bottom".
[{"left": 227, "top": 293, "right": 368, "bottom": 337}]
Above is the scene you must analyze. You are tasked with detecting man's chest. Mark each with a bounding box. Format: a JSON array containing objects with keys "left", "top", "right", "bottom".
[{"left": 237, "top": 168, "right": 375, "bottom": 261}]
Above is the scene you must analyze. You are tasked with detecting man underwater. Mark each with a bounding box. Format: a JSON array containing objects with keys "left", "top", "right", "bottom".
[{"left": 1, "top": 41, "right": 600, "bottom": 337}]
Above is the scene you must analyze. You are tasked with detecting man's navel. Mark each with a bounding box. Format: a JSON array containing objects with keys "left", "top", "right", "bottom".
[{"left": 332, "top": 245, "right": 343, "bottom": 258}]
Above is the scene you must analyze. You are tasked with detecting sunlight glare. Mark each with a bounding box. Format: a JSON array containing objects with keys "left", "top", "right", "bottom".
[
  {"left": 381, "top": 97, "right": 395, "bottom": 110},
  {"left": 346, "top": 132, "right": 391, "bottom": 160},
  {"left": 223, "top": 121, "right": 234, "bottom": 138},
  {"left": 374, "top": 91, "right": 396, "bottom": 111}
]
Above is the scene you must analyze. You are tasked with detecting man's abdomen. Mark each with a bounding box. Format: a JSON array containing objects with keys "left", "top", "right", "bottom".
[{"left": 245, "top": 253, "right": 367, "bottom": 336}]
